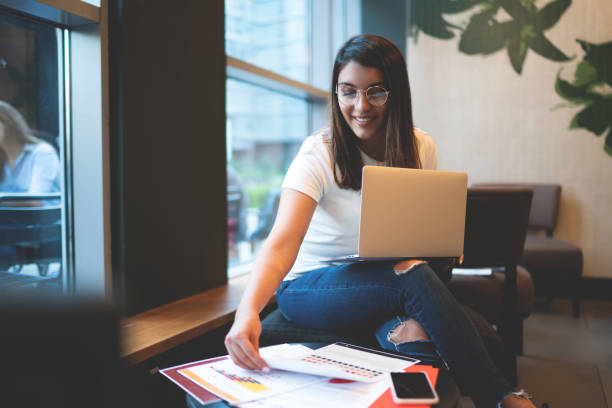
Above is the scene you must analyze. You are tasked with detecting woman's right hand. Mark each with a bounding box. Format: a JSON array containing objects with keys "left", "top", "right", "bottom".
[{"left": 224, "top": 309, "right": 269, "bottom": 371}]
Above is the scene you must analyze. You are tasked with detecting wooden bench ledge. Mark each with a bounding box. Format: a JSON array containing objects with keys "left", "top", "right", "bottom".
[{"left": 120, "top": 274, "right": 251, "bottom": 367}]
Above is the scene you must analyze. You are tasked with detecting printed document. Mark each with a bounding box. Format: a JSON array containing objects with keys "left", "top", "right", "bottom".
[
  {"left": 173, "top": 343, "right": 419, "bottom": 405},
  {"left": 265, "top": 342, "right": 418, "bottom": 382},
  {"left": 178, "top": 344, "right": 325, "bottom": 404}
]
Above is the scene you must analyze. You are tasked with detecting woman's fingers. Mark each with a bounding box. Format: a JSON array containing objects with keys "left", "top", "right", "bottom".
[
  {"left": 227, "top": 343, "right": 256, "bottom": 370},
  {"left": 226, "top": 336, "right": 257, "bottom": 370},
  {"left": 224, "top": 311, "right": 269, "bottom": 371},
  {"left": 236, "top": 337, "right": 269, "bottom": 371},
  {"left": 225, "top": 334, "right": 268, "bottom": 371}
]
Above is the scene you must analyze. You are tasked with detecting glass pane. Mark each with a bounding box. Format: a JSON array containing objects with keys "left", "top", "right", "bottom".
[
  {"left": 227, "top": 79, "right": 308, "bottom": 276},
  {"left": 0, "top": 11, "right": 66, "bottom": 294},
  {"left": 226, "top": 0, "right": 311, "bottom": 83}
]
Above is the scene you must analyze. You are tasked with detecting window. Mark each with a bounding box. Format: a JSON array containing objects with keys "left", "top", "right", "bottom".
[
  {"left": 0, "top": 10, "right": 67, "bottom": 293},
  {"left": 226, "top": 79, "right": 308, "bottom": 274},
  {"left": 1, "top": 1, "right": 106, "bottom": 298},
  {"left": 226, "top": 0, "right": 311, "bottom": 83},
  {"left": 225, "top": 0, "right": 360, "bottom": 276}
]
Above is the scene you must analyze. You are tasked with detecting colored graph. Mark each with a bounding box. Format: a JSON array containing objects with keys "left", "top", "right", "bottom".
[
  {"left": 211, "top": 367, "right": 270, "bottom": 392},
  {"left": 301, "top": 354, "right": 384, "bottom": 380}
]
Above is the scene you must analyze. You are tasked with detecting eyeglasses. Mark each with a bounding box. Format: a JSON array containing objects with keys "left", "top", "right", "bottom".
[{"left": 336, "top": 84, "right": 389, "bottom": 107}]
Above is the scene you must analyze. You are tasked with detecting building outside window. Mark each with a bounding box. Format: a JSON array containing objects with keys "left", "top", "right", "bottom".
[
  {"left": 0, "top": 10, "right": 68, "bottom": 293},
  {"left": 225, "top": 0, "right": 359, "bottom": 276},
  {"left": 226, "top": 0, "right": 310, "bottom": 83}
]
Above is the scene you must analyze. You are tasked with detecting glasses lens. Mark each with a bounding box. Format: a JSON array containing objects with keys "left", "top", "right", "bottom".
[
  {"left": 337, "top": 85, "right": 357, "bottom": 104},
  {"left": 366, "top": 86, "right": 388, "bottom": 106}
]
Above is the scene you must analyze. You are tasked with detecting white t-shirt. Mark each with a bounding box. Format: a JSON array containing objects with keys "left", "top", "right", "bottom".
[
  {"left": 282, "top": 126, "right": 438, "bottom": 280},
  {"left": 0, "top": 142, "right": 61, "bottom": 193}
]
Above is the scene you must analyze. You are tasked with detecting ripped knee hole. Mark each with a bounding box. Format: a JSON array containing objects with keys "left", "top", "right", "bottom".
[
  {"left": 393, "top": 259, "right": 425, "bottom": 275},
  {"left": 388, "top": 319, "right": 430, "bottom": 344}
]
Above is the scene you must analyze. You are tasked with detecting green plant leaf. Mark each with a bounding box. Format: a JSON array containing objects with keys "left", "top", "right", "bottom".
[
  {"left": 499, "top": 0, "right": 530, "bottom": 21},
  {"left": 534, "top": 0, "right": 571, "bottom": 31},
  {"left": 555, "top": 74, "right": 594, "bottom": 104},
  {"left": 410, "top": 1, "right": 455, "bottom": 40},
  {"left": 508, "top": 34, "right": 528, "bottom": 74},
  {"left": 571, "top": 100, "right": 611, "bottom": 135},
  {"left": 577, "top": 39, "right": 612, "bottom": 87},
  {"left": 527, "top": 34, "right": 572, "bottom": 61},
  {"left": 569, "top": 111, "right": 582, "bottom": 130},
  {"left": 550, "top": 102, "right": 579, "bottom": 111},
  {"left": 605, "top": 128, "right": 612, "bottom": 156},
  {"left": 520, "top": 24, "right": 536, "bottom": 40},
  {"left": 441, "top": 0, "right": 483, "bottom": 13},
  {"left": 480, "top": 1, "right": 499, "bottom": 12},
  {"left": 459, "top": 12, "right": 513, "bottom": 55},
  {"left": 520, "top": 0, "right": 537, "bottom": 11},
  {"left": 573, "top": 61, "right": 598, "bottom": 87},
  {"left": 577, "top": 39, "right": 592, "bottom": 54}
]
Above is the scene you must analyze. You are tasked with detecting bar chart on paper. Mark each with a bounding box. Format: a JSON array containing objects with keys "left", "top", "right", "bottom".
[
  {"left": 265, "top": 343, "right": 419, "bottom": 382},
  {"left": 176, "top": 346, "right": 327, "bottom": 403},
  {"left": 211, "top": 368, "right": 271, "bottom": 392}
]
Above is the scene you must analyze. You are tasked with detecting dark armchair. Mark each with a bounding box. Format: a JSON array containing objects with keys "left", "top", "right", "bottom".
[
  {"left": 476, "top": 183, "right": 583, "bottom": 317},
  {"left": 448, "top": 187, "right": 535, "bottom": 384}
]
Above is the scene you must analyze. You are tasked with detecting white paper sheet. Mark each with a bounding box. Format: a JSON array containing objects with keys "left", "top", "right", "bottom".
[
  {"left": 178, "top": 344, "right": 326, "bottom": 404},
  {"left": 265, "top": 342, "right": 418, "bottom": 383}
]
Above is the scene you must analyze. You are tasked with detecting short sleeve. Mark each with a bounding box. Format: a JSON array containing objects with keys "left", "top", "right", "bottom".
[
  {"left": 415, "top": 128, "right": 438, "bottom": 170},
  {"left": 282, "top": 134, "right": 333, "bottom": 203}
]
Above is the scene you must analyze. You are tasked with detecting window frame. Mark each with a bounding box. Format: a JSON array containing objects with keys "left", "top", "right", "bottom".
[{"left": 0, "top": 0, "right": 110, "bottom": 298}]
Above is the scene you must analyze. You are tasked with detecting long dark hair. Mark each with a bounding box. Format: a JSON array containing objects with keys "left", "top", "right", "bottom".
[
  {"left": 330, "top": 34, "right": 421, "bottom": 190},
  {"left": 0, "top": 101, "right": 39, "bottom": 182}
]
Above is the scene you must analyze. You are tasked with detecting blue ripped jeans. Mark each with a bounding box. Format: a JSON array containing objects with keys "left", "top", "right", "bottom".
[{"left": 276, "top": 262, "right": 513, "bottom": 408}]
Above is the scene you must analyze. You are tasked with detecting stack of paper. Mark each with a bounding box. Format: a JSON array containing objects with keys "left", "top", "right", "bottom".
[{"left": 161, "top": 343, "right": 438, "bottom": 408}]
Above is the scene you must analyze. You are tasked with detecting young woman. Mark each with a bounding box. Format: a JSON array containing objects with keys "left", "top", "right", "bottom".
[
  {"left": 0, "top": 100, "right": 61, "bottom": 195},
  {"left": 225, "top": 35, "right": 535, "bottom": 408}
]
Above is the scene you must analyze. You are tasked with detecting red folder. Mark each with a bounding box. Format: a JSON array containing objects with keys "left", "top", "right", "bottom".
[
  {"left": 161, "top": 356, "right": 226, "bottom": 405},
  {"left": 369, "top": 365, "right": 439, "bottom": 408}
]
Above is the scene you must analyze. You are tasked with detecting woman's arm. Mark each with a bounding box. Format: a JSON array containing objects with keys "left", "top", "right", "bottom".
[{"left": 225, "top": 188, "right": 317, "bottom": 370}]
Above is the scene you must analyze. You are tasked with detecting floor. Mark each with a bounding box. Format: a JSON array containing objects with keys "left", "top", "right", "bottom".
[
  {"left": 0, "top": 263, "right": 62, "bottom": 292},
  {"left": 517, "top": 298, "right": 612, "bottom": 407}
]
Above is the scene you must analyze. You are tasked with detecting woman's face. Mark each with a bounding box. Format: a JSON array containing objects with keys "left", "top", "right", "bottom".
[{"left": 337, "top": 61, "right": 387, "bottom": 143}]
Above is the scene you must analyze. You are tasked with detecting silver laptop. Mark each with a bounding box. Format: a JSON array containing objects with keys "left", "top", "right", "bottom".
[{"left": 327, "top": 166, "right": 467, "bottom": 262}]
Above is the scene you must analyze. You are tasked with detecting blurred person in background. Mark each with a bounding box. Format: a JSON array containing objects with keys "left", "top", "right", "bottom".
[{"left": 0, "top": 100, "right": 60, "bottom": 196}]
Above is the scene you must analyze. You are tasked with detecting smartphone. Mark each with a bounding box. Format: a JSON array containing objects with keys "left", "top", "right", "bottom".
[{"left": 389, "top": 371, "right": 439, "bottom": 405}]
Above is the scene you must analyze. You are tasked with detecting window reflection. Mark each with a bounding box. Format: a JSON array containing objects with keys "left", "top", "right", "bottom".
[{"left": 0, "top": 11, "right": 65, "bottom": 293}]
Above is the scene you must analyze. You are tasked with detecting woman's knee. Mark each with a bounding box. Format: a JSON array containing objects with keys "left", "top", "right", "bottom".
[
  {"left": 393, "top": 259, "right": 426, "bottom": 275},
  {"left": 376, "top": 317, "right": 431, "bottom": 349},
  {"left": 375, "top": 317, "right": 441, "bottom": 366},
  {"left": 388, "top": 318, "right": 430, "bottom": 343}
]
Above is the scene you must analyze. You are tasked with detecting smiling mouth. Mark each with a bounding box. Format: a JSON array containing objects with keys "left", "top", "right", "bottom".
[{"left": 353, "top": 116, "right": 375, "bottom": 124}]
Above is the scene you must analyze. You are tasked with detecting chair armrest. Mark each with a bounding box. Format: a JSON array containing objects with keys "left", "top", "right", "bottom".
[{"left": 0, "top": 193, "right": 61, "bottom": 202}]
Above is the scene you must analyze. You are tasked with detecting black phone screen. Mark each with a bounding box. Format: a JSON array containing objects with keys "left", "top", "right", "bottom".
[{"left": 391, "top": 372, "right": 436, "bottom": 399}]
